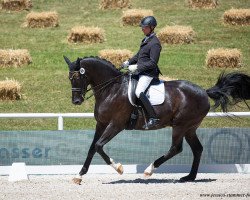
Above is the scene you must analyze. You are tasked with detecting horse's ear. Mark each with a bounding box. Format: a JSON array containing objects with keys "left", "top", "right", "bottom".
[
  {"left": 63, "top": 55, "right": 72, "bottom": 67},
  {"left": 76, "top": 57, "right": 81, "bottom": 66}
]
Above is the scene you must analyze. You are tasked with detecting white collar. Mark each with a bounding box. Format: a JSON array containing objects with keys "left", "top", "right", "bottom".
[{"left": 144, "top": 33, "right": 155, "bottom": 42}]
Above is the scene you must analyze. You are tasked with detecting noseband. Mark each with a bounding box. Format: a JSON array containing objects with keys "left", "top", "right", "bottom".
[
  {"left": 72, "top": 87, "right": 82, "bottom": 92},
  {"left": 69, "top": 70, "right": 88, "bottom": 94}
]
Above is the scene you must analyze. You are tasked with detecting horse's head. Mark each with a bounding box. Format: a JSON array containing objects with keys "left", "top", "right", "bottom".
[{"left": 63, "top": 56, "right": 89, "bottom": 105}]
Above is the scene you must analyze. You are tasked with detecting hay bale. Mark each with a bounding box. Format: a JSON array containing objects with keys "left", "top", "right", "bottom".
[
  {"left": 1, "top": 0, "right": 32, "bottom": 11},
  {"left": 0, "top": 49, "right": 32, "bottom": 67},
  {"left": 99, "top": 49, "right": 133, "bottom": 67},
  {"left": 188, "top": 0, "right": 218, "bottom": 9},
  {"left": 206, "top": 48, "right": 242, "bottom": 68},
  {"left": 223, "top": 9, "right": 250, "bottom": 26},
  {"left": 158, "top": 25, "right": 196, "bottom": 44},
  {"left": 100, "top": 0, "right": 131, "bottom": 9},
  {"left": 24, "top": 11, "right": 59, "bottom": 28},
  {"left": 0, "top": 79, "right": 22, "bottom": 100},
  {"left": 68, "top": 26, "right": 105, "bottom": 44},
  {"left": 122, "top": 9, "right": 153, "bottom": 26}
]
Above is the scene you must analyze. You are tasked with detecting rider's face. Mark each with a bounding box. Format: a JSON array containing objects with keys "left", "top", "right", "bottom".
[{"left": 141, "top": 26, "right": 151, "bottom": 36}]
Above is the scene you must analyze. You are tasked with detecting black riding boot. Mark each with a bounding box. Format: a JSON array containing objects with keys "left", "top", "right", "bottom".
[{"left": 139, "top": 92, "right": 159, "bottom": 129}]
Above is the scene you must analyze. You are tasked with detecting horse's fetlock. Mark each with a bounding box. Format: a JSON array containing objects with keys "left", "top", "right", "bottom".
[{"left": 80, "top": 167, "right": 88, "bottom": 175}]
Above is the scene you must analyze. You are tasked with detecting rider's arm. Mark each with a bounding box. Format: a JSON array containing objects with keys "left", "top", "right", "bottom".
[
  {"left": 128, "top": 52, "right": 139, "bottom": 65},
  {"left": 137, "top": 43, "right": 161, "bottom": 72}
]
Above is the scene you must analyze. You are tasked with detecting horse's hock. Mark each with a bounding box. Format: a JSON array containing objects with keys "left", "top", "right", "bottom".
[
  {"left": 24, "top": 11, "right": 59, "bottom": 28},
  {"left": 122, "top": 9, "right": 153, "bottom": 26},
  {"left": 99, "top": 49, "right": 133, "bottom": 67},
  {"left": 206, "top": 48, "right": 242, "bottom": 68},
  {"left": 0, "top": 49, "right": 32, "bottom": 67},
  {"left": 188, "top": 0, "right": 218, "bottom": 9},
  {"left": 158, "top": 25, "right": 196, "bottom": 44},
  {"left": 68, "top": 26, "right": 105, "bottom": 44},
  {"left": 1, "top": 0, "right": 32, "bottom": 11},
  {"left": 99, "top": 0, "right": 131, "bottom": 10},
  {"left": 223, "top": 9, "right": 250, "bottom": 26},
  {"left": 0, "top": 79, "right": 22, "bottom": 100}
]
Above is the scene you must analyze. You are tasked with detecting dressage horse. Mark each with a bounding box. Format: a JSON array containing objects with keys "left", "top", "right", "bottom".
[{"left": 63, "top": 56, "right": 250, "bottom": 184}]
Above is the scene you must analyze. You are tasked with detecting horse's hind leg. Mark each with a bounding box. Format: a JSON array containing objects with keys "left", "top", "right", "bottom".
[
  {"left": 180, "top": 129, "right": 203, "bottom": 182},
  {"left": 144, "top": 126, "right": 184, "bottom": 176}
]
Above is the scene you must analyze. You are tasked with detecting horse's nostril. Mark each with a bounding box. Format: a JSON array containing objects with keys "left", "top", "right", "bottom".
[{"left": 73, "top": 99, "right": 81, "bottom": 105}]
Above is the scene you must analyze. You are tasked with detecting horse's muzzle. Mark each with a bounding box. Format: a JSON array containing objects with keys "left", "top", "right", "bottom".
[{"left": 72, "top": 97, "right": 84, "bottom": 105}]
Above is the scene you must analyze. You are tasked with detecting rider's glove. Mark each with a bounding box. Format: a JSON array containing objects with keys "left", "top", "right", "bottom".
[
  {"left": 121, "top": 60, "right": 129, "bottom": 68},
  {"left": 128, "top": 64, "right": 138, "bottom": 72}
]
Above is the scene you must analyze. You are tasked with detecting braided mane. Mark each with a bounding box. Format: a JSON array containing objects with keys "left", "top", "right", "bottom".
[{"left": 82, "top": 56, "right": 120, "bottom": 72}]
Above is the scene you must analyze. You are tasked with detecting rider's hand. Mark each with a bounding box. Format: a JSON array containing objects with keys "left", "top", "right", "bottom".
[
  {"left": 128, "top": 64, "right": 138, "bottom": 72},
  {"left": 121, "top": 60, "right": 129, "bottom": 68}
]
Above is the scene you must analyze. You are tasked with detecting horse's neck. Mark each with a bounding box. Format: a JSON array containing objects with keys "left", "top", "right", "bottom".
[
  {"left": 87, "top": 61, "right": 121, "bottom": 87},
  {"left": 85, "top": 60, "right": 122, "bottom": 98},
  {"left": 94, "top": 77, "right": 128, "bottom": 109},
  {"left": 90, "top": 70, "right": 119, "bottom": 86}
]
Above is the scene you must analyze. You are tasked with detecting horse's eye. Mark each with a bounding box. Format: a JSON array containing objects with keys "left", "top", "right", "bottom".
[{"left": 75, "top": 74, "right": 80, "bottom": 79}]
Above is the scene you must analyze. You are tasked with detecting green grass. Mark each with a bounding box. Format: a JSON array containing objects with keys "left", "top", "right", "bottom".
[{"left": 0, "top": 0, "right": 249, "bottom": 130}]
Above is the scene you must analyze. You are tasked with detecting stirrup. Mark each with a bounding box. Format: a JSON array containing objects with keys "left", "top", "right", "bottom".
[{"left": 143, "top": 118, "right": 160, "bottom": 129}]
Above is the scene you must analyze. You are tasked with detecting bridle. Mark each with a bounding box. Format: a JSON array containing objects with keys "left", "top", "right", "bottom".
[
  {"left": 69, "top": 68, "right": 126, "bottom": 100},
  {"left": 69, "top": 70, "right": 87, "bottom": 92}
]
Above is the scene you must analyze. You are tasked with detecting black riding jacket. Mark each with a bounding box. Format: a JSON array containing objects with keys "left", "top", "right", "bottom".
[{"left": 128, "top": 33, "right": 162, "bottom": 77}]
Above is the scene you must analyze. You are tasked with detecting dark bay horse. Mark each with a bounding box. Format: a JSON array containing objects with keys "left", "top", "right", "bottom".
[{"left": 63, "top": 56, "right": 250, "bottom": 184}]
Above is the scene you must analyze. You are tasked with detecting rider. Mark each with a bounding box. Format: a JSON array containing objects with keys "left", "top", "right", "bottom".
[{"left": 122, "top": 16, "right": 162, "bottom": 129}]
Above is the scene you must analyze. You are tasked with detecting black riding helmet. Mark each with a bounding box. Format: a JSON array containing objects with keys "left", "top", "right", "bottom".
[{"left": 140, "top": 16, "right": 157, "bottom": 28}]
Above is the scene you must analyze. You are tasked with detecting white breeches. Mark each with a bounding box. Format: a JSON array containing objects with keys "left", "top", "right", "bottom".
[{"left": 135, "top": 75, "right": 153, "bottom": 98}]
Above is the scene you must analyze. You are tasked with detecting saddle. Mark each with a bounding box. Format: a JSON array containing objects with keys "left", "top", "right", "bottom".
[
  {"left": 127, "top": 74, "right": 165, "bottom": 130},
  {"left": 128, "top": 74, "right": 165, "bottom": 106}
]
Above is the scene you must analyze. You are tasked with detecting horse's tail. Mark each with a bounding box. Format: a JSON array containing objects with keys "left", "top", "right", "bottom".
[{"left": 206, "top": 72, "right": 250, "bottom": 112}]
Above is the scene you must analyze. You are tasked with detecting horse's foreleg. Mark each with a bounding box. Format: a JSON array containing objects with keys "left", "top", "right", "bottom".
[
  {"left": 73, "top": 123, "right": 105, "bottom": 185},
  {"left": 180, "top": 131, "right": 203, "bottom": 182},
  {"left": 144, "top": 127, "right": 184, "bottom": 177},
  {"left": 95, "top": 124, "right": 124, "bottom": 175}
]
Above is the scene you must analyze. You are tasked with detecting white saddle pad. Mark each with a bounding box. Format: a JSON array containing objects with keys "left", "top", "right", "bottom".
[
  {"left": 128, "top": 78, "right": 165, "bottom": 106},
  {"left": 146, "top": 82, "right": 165, "bottom": 105}
]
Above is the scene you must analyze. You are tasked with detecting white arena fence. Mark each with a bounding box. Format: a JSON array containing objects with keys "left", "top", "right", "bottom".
[
  {"left": 0, "top": 112, "right": 249, "bottom": 177},
  {"left": 0, "top": 112, "right": 249, "bottom": 130}
]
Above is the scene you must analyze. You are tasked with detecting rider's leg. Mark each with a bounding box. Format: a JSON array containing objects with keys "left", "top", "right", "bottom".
[
  {"left": 135, "top": 75, "right": 159, "bottom": 129},
  {"left": 135, "top": 75, "right": 153, "bottom": 98}
]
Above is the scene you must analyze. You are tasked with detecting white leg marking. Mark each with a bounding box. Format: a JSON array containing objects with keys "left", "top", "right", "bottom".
[
  {"left": 144, "top": 163, "right": 155, "bottom": 177},
  {"left": 110, "top": 158, "right": 123, "bottom": 174}
]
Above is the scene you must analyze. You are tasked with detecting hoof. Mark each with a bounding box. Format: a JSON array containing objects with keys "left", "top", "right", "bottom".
[
  {"left": 144, "top": 163, "right": 155, "bottom": 177},
  {"left": 116, "top": 163, "right": 124, "bottom": 175},
  {"left": 72, "top": 177, "right": 82, "bottom": 185},
  {"left": 179, "top": 175, "right": 196, "bottom": 182},
  {"left": 110, "top": 158, "right": 123, "bottom": 175},
  {"left": 144, "top": 171, "right": 153, "bottom": 178}
]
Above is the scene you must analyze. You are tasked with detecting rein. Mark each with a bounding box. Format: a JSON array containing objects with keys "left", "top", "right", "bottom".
[
  {"left": 84, "top": 73, "right": 125, "bottom": 100},
  {"left": 79, "top": 70, "right": 158, "bottom": 100}
]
